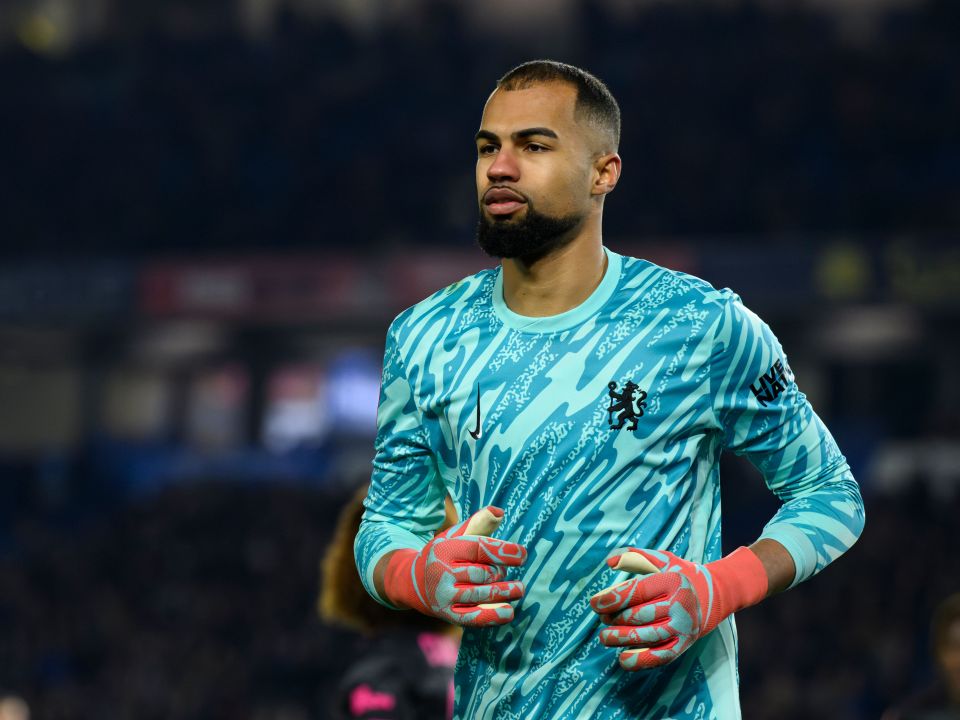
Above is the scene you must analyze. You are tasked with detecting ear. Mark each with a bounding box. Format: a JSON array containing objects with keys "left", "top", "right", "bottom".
[{"left": 591, "top": 152, "right": 621, "bottom": 198}]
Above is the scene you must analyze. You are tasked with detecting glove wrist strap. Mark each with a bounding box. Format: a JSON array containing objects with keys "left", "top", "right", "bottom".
[
  {"left": 704, "top": 546, "right": 768, "bottom": 632},
  {"left": 383, "top": 548, "right": 428, "bottom": 614}
]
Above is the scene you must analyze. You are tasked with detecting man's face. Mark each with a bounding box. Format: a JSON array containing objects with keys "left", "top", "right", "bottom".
[
  {"left": 939, "top": 618, "right": 960, "bottom": 698},
  {"left": 474, "top": 82, "right": 598, "bottom": 261}
]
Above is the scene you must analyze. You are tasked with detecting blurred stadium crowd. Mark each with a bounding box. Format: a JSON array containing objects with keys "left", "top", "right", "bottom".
[
  {"left": 0, "top": 0, "right": 958, "bottom": 253},
  {"left": 0, "top": 482, "right": 357, "bottom": 720},
  {"left": 1, "top": 463, "right": 958, "bottom": 719},
  {"left": 0, "top": 0, "right": 959, "bottom": 718}
]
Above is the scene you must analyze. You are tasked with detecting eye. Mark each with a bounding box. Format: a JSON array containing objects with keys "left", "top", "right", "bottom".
[
  {"left": 525, "top": 143, "right": 548, "bottom": 152},
  {"left": 478, "top": 144, "right": 498, "bottom": 156}
]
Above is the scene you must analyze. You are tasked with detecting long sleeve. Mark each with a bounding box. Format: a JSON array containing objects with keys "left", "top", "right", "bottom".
[
  {"left": 709, "top": 292, "right": 865, "bottom": 588},
  {"left": 354, "top": 319, "right": 448, "bottom": 607}
]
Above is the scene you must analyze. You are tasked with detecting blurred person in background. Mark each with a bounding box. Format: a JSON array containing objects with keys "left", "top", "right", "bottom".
[
  {"left": 320, "top": 486, "right": 460, "bottom": 720},
  {"left": 0, "top": 697, "right": 28, "bottom": 720},
  {"left": 354, "top": 59, "right": 865, "bottom": 719},
  {"left": 883, "top": 593, "right": 960, "bottom": 720}
]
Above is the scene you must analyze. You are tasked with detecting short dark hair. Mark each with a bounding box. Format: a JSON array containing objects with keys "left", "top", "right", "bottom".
[{"left": 497, "top": 60, "right": 621, "bottom": 153}]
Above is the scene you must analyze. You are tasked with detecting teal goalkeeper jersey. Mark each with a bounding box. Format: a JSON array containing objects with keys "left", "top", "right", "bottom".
[{"left": 355, "top": 247, "right": 865, "bottom": 720}]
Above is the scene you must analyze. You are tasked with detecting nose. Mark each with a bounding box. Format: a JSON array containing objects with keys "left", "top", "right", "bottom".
[{"left": 486, "top": 146, "right": 520, "bottom": 183}]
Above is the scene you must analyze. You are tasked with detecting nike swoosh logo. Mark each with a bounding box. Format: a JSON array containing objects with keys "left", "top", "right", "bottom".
[{"left": 469, "top": 384, "right": 482, "bottom": 439}]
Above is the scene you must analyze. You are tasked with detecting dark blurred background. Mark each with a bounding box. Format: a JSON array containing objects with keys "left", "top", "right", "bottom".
[{"left": 0, "top": 0, "right": 958, "bottom": 718}]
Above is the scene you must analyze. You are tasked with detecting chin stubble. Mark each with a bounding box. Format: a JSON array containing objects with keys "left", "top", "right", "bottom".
[{"left": 475, "top": 203, "right": 584, "bottom": 264}]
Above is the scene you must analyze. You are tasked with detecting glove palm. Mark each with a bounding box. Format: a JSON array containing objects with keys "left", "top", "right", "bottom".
[
  {"left": 385, "top": 506, "right": 526, "bottom": 627},
  {"left": 590, "top": 547, "right": 767, "bottom": 669}
]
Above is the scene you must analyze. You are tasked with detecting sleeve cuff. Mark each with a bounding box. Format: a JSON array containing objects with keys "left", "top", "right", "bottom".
[
  {"left": 355, "top": 521, "right": 430, "bottom": 609},
  {"left": 757, "top": 523, "right": 817, "bottom": 589},
  {"left": 361, "top": 546, "right": 404, "bottom": 610}
]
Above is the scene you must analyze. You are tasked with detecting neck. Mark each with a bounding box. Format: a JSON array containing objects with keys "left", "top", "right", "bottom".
[{"left": 500, "top": 216, "right": 606, "bottom": 317}]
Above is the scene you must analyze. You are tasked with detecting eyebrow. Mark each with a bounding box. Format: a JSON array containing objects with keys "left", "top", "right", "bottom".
[{"left": 475, "top": 127, "right": 559, "bottom": 143}]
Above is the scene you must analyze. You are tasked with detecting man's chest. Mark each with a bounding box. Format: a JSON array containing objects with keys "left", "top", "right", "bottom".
[{"left": 416, "top": 325, "right": 718, "bottom": 487}]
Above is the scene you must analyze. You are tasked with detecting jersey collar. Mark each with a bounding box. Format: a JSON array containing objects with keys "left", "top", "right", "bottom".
[{"left": 491, "top": 246, "right": 623, "bottom": 334}]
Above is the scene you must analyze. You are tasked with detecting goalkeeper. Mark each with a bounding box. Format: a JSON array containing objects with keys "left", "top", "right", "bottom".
[{"left": 355, "top": 60, "right": 865, "bottom": 719}]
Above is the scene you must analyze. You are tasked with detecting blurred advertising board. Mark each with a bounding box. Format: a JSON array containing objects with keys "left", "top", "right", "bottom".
[
  {"left": 140, "top": 254, "right": 381, "bottom": 321},
  {"left": 0, "top": 260, "right": 134, "bottom": 324},
  {"left": 55, "top": 238, "right": 960, "bottom": 327}
]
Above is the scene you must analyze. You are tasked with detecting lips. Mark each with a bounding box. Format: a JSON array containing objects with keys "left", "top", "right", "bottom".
[{"left": 484, "top": 187, "right": 527, "bottom": 216}]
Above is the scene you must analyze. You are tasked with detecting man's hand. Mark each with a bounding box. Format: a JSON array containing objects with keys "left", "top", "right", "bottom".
[
  {"left": 589, "top": 547, "right": 768, "bottom": 670},
  {"left": 383, "top": 506, "right": 526, "bottom": 627}
]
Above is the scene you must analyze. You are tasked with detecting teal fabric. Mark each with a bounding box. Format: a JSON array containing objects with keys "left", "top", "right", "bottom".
[{"left": 355, "top": 248, "right": 865, "bottom": 719}]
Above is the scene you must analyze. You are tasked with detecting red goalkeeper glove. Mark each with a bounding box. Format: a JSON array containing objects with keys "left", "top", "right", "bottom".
[
  {"left": 384, "top": 506, "right": 526, "bottom": 627},
  {"left": 589, "top": 547, "right": 768, "bottom": 670}
]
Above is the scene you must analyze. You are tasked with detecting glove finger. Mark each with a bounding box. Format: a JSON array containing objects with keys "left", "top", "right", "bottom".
[
  {"left": 619, "top": 640, "right": 681, "bottom": 671},
  {"left": 606, "top": 548, "right": 665, "bottom": 574},
  {"left": 601, "top": 599, "right": 671, "bottom": 626},
  {"left": 434, "top": 516, "right": 471, "bottom": 541},
  {"left": 590, "top": 577, "right": 641, "bottom": 614},
  {"left": 453, "top": 580, "right": 524, "bottom": 605},
  {"left": 434, "top": 506, "right": 503, "bottom": 542},
  {"left": 456, "top": 506, "right": 504, "bottom": 538},
  {"left": 448, "top": 602, "right": 516, "bottom": 627},
  {"left": 590, "top": 572, "right": 680, "bottom": 614},
  {"left": 599, "top": 621, "right": 675, "bottom": 648},
  {"left": 452, "top": 562, "right": 504, "bottom": 585},
  {"left": 471, "top": 536, "right": 527, "bottom": 566},
  {"left": 435, "top": 535, "right": 526, "bottom": 566}
]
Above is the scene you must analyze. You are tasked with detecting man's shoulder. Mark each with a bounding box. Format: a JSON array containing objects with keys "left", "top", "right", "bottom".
[
  {"left": 617, "top": 252, "right": 737, "bottom": 311},
  {"left": 388, "top": 266, "right": 498, "bottom": 340}
]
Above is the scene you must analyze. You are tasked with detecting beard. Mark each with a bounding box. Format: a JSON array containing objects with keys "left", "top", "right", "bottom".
[{"left": 475, "top": 200, "right": 584, "bottom": 264}]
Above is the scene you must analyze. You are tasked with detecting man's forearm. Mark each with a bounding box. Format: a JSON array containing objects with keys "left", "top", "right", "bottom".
[
  {"left": 372, "top": 550, "right": 398, "bottom": 606},
  {"left": 355, "top": 516, "right": 430, "bottom": 608},
  {"left": 748, "top": 538, "right": 796, "bottom": 596}
]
